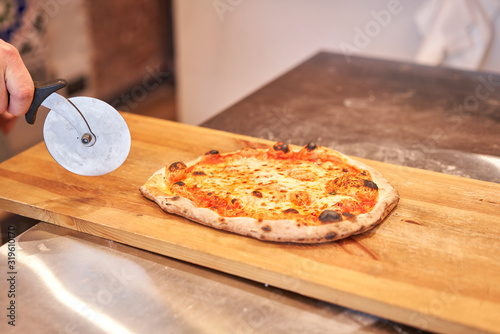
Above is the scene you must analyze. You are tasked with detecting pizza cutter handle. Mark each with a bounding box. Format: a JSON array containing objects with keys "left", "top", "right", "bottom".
[{"left": 25, "top": 79, "right": 68, "bottom": 125}]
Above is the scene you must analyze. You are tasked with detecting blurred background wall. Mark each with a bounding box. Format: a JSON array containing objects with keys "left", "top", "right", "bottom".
[{"left": 173, "top": 0, "right": 500, "bottom": 124}]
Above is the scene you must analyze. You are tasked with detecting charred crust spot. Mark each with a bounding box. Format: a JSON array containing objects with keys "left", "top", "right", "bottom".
[
  {"left": 171, "top": 195, "right": 180, "bottom": 201},
  {"left": 205, "top": 150, "right": 219, "bottom": 155},
  {"left": 305, "top": 142, "right": 317, "bottom": 151},
  {"left": 325, "top": 232, "right": 337, "bottom": 240},
  {"left": 363, "top": 179, "right": 378, "bottom": 190},
  {"left": 319, "top": 210, "right": 342, "bottom": 223},
  {"left": 252, "top": 190, "right": 263, "bottom": 198},
  {"left": 173, "top": 181, "right": 185, "bottom": 187},
  {"left": 262, "top": 225, "right": 271, "bottom": 232},
  {"left": 192, "top": 171, "right": 206, "bottom": 176},
  {"left": 218, "top": 217, "right": 226, "bottom": 223},
  {"left": 342, "top": 212, "right": 355, "bottom": 219},
  {"left": 168, "top": 161, "right": 187, "bottom": 172},
  {"left": 283, "top": 208, "right": 299, "bottom": 214},
  {"left": 273, "top": 142, "right": 290, "bottom": 153}
]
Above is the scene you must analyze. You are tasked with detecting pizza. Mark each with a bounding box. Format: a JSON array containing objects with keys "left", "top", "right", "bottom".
[{"left": 140, "top": 142, "right": 399, "bottom": 243}]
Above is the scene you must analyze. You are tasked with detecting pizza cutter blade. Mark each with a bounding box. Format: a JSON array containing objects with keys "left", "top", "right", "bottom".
[{"left": 26, "top": 79, "right": 131, "bottom": 176}]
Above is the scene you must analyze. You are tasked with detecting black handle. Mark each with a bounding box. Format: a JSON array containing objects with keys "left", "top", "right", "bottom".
[{"left": 25, "top": 79, "right": 68, "bottom": 125}]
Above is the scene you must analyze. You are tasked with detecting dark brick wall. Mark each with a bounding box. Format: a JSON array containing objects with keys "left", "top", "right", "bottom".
[{"left": 85, "top": 0, "right": 172, "bottom": 100}]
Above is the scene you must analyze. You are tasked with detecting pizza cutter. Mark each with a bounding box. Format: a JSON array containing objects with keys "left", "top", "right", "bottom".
[{"left": 26, "top": 79, "right": 131, "bottom": 176}]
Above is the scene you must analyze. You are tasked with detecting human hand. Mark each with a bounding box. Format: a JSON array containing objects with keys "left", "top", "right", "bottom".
[{"left": 0, "top": 39, "right": 34, "bottom": 134}]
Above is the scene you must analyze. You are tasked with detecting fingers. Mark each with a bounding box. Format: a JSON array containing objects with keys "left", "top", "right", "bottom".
[
  {"left": 0, "top": 112, "right": 17, "bottom": 134},
  {"left": 0, "top": 42, "right": 8, "bottom": 115},
  {"left": 0, "top": 80, "right": 7, "bottom": 115},
  {"left": 0, "top": 39, "right": 34, "bottom": 117}
]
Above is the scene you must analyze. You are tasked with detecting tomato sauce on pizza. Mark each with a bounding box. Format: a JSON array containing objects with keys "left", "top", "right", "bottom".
[
  {"left": 165, "top": 142, "right": 378, "bottom": 225},
  {"left": 141, "top": 142, "right": 399, "bottom": 243}
]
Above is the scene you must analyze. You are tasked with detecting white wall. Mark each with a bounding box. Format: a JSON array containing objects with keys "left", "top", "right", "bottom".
[{"left": 173, "top": 0, "right": 500, "bottom": 125}]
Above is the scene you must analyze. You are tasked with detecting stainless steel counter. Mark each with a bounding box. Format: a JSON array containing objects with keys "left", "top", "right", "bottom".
[{"left": 0, "top": 222, "right": 419, "bottom": 334}]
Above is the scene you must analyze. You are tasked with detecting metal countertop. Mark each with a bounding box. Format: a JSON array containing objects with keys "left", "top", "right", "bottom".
[{"left": 0, "top": 222, "right": 419, "bottom": 334}]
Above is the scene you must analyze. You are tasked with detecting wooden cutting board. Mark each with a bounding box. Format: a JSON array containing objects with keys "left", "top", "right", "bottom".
[{"left": 1, "top": 113, "right": 499, "bottom": 334}]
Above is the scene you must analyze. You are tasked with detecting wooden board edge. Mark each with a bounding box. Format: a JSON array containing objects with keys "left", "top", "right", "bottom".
[{"left": 1, "top": 195, "right": 496, "bottom": 334}]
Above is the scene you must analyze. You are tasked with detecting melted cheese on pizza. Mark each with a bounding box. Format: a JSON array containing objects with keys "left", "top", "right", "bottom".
[{"left": 161, "top": 143, "right": 379, "bottom": 226}]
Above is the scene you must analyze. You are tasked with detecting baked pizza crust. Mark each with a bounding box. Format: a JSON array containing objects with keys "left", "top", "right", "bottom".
[{"left": 140, "top": 147, "right": 399, "bottom": 243}]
